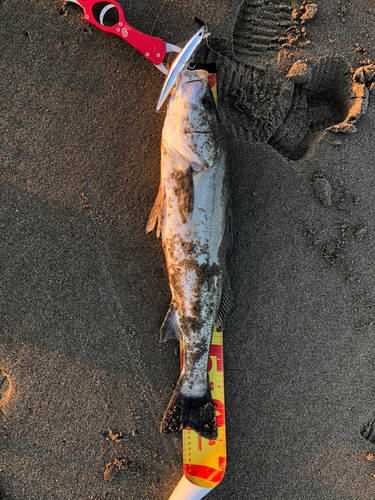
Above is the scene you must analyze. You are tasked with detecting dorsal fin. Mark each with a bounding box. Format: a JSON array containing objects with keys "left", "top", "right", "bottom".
[
  {"left": 215, "top": 272, "right": 235, "bottom": 332},
  {"left": 227, "top": 197, "right": 234, "bottom": 254}
]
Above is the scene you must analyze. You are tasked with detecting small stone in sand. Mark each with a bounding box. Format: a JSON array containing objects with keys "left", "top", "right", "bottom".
[
  {"left": 312, "top": 173, "right": 333, "bottom": 206},
  {"left": 0, "top": 368, "right": 11, "bottom": 407},
  {"left": 301, "top": 3, "right": 318, "bottom": 23},
  {"left": 287, "top": 60, "right": 311, "bottom": 84},
  {"left": 104, "top": 457, "right": 131, "bottom": 481},
  {"left": 354, "top": 225, "right": 367, "bottom": 241}
]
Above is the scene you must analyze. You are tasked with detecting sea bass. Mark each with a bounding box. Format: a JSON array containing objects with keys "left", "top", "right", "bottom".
[{"left": 147, "top": 69, "right": 232, "bottom": 440}]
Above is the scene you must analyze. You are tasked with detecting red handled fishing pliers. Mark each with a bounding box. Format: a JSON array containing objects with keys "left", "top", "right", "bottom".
[
  {"left": 66, "top": 0, "right": 209, "bottom": 109},
  {"left": 66, "top": 0, "right": 181, "bottom": 75}
]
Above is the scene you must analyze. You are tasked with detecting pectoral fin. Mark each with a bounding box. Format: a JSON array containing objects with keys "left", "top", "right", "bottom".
[
  {"left": 167, "top": 132, "right": 220, "bottom": 171},
  {"left": 146, "top": 183, "right": 166, "bottom": 238},
  {"left": 168, "top": 134, "right": 205, "bottom": 171}
]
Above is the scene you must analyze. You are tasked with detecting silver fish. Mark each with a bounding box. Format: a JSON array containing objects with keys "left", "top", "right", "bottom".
[{"left": 147, "top": 70, "right": 233, "bottom": 440}]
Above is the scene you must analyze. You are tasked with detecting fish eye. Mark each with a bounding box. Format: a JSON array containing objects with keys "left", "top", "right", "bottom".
[{"left": 203, "top": 97, "right": 215, "bottom": 109}]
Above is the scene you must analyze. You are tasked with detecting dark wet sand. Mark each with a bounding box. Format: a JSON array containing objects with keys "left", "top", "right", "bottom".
[{"left": 2, "top": 1, "right": 375, "bottom": 499}]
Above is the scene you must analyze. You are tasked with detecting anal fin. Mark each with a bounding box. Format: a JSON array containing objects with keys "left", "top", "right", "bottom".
[
  {"left": 146, "top": 183, "right": 165, "bottom": 238},
  {"left": 160, "top": 304, "right": 180, "bottom": 342}
]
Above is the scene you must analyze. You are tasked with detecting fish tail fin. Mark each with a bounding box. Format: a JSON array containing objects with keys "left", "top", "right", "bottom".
[{"left": 160, "top": 380, "right": 217, "bottom": 440}]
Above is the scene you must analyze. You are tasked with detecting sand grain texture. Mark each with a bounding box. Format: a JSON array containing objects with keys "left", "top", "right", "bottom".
[{"left": 1, "top": 1, "right": 375, "bottom": 499}]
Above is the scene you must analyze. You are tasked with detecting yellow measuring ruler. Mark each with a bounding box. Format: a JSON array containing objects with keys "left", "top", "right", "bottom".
[
  {"left": 169, "top": 328, "right": 226, "bottom": 499},
  {"left": 168, "top": 73, "right": 226, "bottom": 500}
]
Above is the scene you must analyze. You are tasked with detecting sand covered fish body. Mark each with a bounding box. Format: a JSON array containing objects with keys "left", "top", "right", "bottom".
[{"left": 147, "top": 70, "right": 232, "bottom": 439}]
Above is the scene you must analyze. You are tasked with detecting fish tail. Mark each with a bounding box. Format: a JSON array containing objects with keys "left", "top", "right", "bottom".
[{"left": 160, "top": 380, "right": 217, "bottom": 440}]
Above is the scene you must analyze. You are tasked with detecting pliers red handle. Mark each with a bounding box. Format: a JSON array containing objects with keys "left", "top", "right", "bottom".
[{"left": 66, "top": 0, "right": 181, "bottom": 74}]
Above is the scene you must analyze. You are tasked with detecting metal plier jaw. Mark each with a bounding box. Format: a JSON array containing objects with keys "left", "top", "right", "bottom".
[{"left": 65, "top": 0, "right": 181, "bottom": 75}]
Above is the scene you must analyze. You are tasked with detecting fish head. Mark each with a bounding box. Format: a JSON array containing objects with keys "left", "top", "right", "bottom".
[{"left": 164, "top": 70, "right": 223, "bottom": 170}]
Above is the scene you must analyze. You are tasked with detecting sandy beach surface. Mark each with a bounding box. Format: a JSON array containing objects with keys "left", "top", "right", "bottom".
[{"left": 2, "top": 1, "right": 375, "bottom": 498}]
